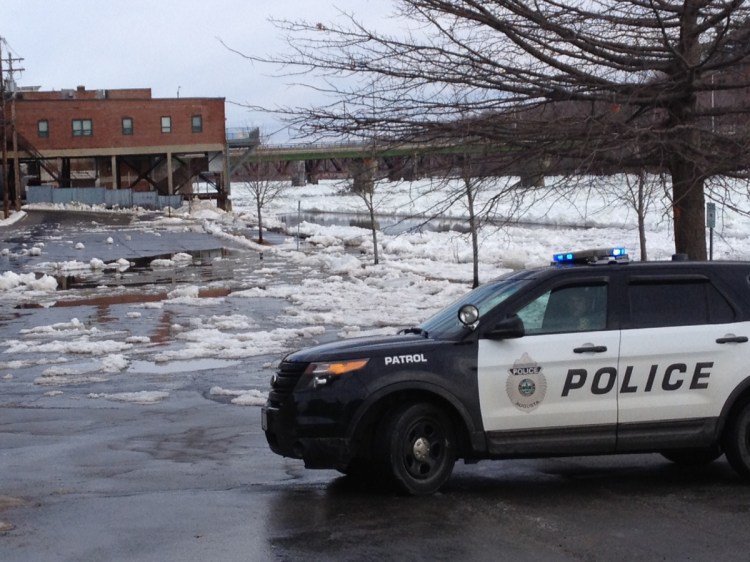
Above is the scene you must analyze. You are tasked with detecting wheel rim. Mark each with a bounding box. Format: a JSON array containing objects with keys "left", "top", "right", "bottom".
[{"left": 400, "top": 417, "right": 446, "bottom": 480}]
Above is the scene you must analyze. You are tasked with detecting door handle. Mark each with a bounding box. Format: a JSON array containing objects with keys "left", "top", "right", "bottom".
[
  {"left": 573, "top": 345, "right": 608, "bottom": 353},
  {"left": 716, "top": 336, "right": 749, "bottom": 344}
]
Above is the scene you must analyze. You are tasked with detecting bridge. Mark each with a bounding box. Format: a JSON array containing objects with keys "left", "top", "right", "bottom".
[{"left": 225, "top": 128, "right": 544, "bottom": 188}]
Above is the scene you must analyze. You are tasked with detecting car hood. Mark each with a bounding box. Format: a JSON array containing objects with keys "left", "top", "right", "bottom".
[{"left": 284, "top": 333, "right": 446, "bottom": 363}]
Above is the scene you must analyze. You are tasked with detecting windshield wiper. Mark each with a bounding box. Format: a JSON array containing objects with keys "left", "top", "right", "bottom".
[{"left": 400, "top": 327, "right": 429, "bottom": 338}]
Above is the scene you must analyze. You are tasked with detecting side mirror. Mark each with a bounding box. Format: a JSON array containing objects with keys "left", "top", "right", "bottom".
[
  {"left": 484, "top": 315, "right": 525, "bottom": 340},
  {"left": 458, "top": 304, "right": 479, "bottom": 328}
]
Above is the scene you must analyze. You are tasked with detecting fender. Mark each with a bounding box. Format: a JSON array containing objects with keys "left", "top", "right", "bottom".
[
  {"left": 347, "top": 374, "right": 487, "bottom": 454},
  {"left": 717, "top": 374, "right": 750, "bottom": 435}
]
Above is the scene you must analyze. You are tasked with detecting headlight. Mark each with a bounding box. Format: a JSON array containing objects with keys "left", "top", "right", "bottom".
[
  {"left": 306, "top": 359, "right": 370, "bottom": 377},
  {"left": 304, "top": 359, "right": 370, "bottom": 389}
]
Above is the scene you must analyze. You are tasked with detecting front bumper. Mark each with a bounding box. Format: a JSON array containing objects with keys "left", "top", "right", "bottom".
[{"left": 262, "top": 404, "right": 352, "bottom": 469}]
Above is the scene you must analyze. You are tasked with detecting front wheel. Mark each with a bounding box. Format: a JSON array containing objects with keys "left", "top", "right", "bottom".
[
  {"left": 724, "top": 401, "right": 750, "bottom": 480},
  {"left": 377, "top": 402, "right": 456, "bottom": 495}
]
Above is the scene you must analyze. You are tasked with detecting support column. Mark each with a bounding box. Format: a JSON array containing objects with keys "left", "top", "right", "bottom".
[
  {"left": 111, "top": 155, "right": 117, "bottom": 189},
  {"left": 166, "top": 152, "right": 173, "bottom": 195},
  {"left": 291, "top": 160, "right": 306, "bottom": 186},
  {"left": 222, "top": 144, "right": 231, "bottom": 211}
]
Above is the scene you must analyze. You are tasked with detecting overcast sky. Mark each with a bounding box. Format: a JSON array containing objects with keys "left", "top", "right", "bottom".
[{"left": 4, "top": 0, "right": 393, "bottom": 141}]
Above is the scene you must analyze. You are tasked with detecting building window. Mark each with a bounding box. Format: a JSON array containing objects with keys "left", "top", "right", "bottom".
[
  {"left": 72, "top": 119, "right": 93, "bottom": 137},
  {"left": 191, "top": 115, "right": 203, "bottom": 133},
  {"left": 37, "top": 120, "right": 49, "bottom": 138},
  {"left": 122, "top": 117, "right": 134, "bottom": 135},
  {"left": 161, "top": 116, "right": 172, "bottom": 133}
]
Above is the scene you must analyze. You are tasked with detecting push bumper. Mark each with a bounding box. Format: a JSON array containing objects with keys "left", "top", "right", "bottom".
[{"left": 262, "top": 404, "right": 352, "bottom": 469}]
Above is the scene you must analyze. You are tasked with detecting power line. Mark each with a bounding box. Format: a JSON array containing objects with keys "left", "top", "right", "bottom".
[
  {"left": 0, "top": 36, "right": 21, "bottom": 59},
  {"left": 0, "top": 36, "right": 24, "bottom": 87}
]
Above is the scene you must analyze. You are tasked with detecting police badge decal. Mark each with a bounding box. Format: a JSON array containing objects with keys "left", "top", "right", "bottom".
[{"left": 506, "top": 352, "right": 547, "bottom": 412}]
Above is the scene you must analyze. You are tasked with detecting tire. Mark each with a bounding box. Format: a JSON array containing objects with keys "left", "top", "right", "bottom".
[
  {"left": 377, "top": 402, "right": 456, "bottom": 495},
  {"left": 337, "top": 456, "right": 379, "bottom": 479},
  {"left": 724, "top": 401, "right": 750, "bottom": 480},
  {"left": 660, "top": 446, "right": 722, "bottom": 466}
]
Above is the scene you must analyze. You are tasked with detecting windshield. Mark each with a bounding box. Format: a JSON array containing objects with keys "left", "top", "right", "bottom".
[{"left": 418, "top": 274, "right": 531, "bottom": 339}]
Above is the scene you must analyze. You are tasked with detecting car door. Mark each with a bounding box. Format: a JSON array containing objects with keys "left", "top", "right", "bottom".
[
  {"left": 616, "top": 273, "right": 750, "bottom": 450},
  {"left": 477, "top": 278, "right": 620, "bottom": 456}
]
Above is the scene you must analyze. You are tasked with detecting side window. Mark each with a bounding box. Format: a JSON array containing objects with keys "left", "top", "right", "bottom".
[
  {"left": 191, "top": 114, "right": 203, "bottom": 133},
  {"left": 628, "top": 280, "right": 734, "bottom": 328},
  {"left": 516, "top": 284, "right": 607, "bottom": 335},
  {"left": 37, "top": 119, "right": 49, "bottom": 138},
  {"left": 161, "top": 116, "right": 172, "bottom": 133},
  {"left": 72, "top": 118, "right": 93, "bottom": 137},
  {"left": 122, "top": 117, "right": 134, "bottom": 135}
]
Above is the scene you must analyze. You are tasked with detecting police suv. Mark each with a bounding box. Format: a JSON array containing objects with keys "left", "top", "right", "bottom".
[{"left": 262, "top": 248, "right": 750, "bottom": 495}]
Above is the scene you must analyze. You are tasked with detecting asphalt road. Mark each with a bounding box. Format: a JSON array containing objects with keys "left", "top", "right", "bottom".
[
  {"left": 1, "top": 212, "right": 750, "bottom": 561},
  {"left": 3, "top": 391, "right": 750, "bottom": 562}
]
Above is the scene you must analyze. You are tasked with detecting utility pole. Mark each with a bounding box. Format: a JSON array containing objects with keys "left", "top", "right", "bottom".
[
  {"left": 0, "top": 37, "right": 8, "bottom": 218},
  {"left": 7, "top": 54, "right": 24, "bottom": 211},
  {"left": 0, "top": 37, "right": 25, "bottom": 216}
]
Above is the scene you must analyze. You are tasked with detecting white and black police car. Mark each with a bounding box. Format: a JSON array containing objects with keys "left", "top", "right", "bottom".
[{"left": 262, "top": 248, "right": 750, "bottom": 494}]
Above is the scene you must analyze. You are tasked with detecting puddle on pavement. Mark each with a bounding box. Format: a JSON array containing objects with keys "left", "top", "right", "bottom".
[
  {"left": 128, "top": 358, "right": 241, "bottom": 374},
  {"left": 16, "top": 287, "right": 233, "bottom": 309}
]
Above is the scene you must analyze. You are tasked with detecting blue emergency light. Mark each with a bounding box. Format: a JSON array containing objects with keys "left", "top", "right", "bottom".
[{"left": 552, "top": 247, "right": 629, "bottom": 265}]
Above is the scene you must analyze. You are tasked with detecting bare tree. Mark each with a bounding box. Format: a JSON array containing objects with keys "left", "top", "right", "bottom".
[
  {"left": 592, "top": 172, "right": 668, "bottom": 261},
  {"left": 448, "top": 157, "right": 507, "bottom": 288},
  {"left": 395, "top": 155, "right": 534, "bottom": 287},
  {"left": 350, "top": 157, "right": 380, "bottom": 265},
  {"left": 241, "top": 168, "right": 287, "bottom": 245},
  {"left": 235, "top": 1, "right": 750, "bottom": 260},
  {"left": 622, "top": 172, "right": 669, "bottom": 262}
]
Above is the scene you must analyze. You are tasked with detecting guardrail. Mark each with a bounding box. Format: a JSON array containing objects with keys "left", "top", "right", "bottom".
[{"left": 26, "top": 186, "right": 183, "bottom": 210}]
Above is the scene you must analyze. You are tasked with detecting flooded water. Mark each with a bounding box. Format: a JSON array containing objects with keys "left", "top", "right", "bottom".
[
  {"left": 279, "top": 211, "right": 471, "bottom": 235},
  {"left": 279, "top": 210, "right": 592, "bottom": 234},
  {"left": 51, "top": 248, "right": 237, "bottom": 292},
  {"left": 0, "top": 211, "right": 342, "bottom": 399},
  {"left": 128, "top": 358, "right": 242, "bottom": 374}
]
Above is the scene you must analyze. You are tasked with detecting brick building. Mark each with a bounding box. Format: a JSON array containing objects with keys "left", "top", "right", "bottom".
[{"left": 2, "top": 85, "right": 229, "bottom": 208}]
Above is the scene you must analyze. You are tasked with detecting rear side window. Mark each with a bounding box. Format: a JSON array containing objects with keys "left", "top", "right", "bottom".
[{"left": 627, "top": 279, "right": 735, "bottom": 328}]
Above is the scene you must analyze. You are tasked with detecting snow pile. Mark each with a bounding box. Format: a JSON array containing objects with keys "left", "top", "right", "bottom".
[
  {"left": 151, "top": 252, "right": 193, "bottom": 268},
  {"left": 209, "top": 386, "right": 268, "bottom": 406},
  {"left": 155, "top": 325, "right": 325, "bottom": 362},
  {"left": 20, "top": 317, "right": 93, "bottom": 337},
  {"left": 101, "top": 354, "right": 130, "bottom": 373},
  {"left": 88, "top": 391, "right": 169, "bottom": 404},
  {"left": 35, "top": 258, "right": 131, "bottom": 273},
  {"left": 0, "top": 271, "right": 58, "bottom": 292},
  {"left": 35, "top": 366, "right": 109, "bottom": 386},
  {"left": 0, "top": 210, "right": 27, "bottom": 226}
]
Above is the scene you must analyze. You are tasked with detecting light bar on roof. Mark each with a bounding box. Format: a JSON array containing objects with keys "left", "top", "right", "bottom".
[{"left": 552, "top": 247, "right": 629, "bottom": 265}]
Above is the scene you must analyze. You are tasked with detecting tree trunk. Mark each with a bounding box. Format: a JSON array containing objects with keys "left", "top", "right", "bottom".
[
  {"left": 670, "top": 157, "right": 706, "bottom": 260},
  {"left": 637, "top": 170, "right": 648, "bottom": 262},
  {"left": 369, "top": 194, "right": 379, "bottom": 265},
  {"left": 667, "top": 0, "right": 706, "bottom": 261},
  {"left": 257, "top": 198, "right": 264, "bottom": 243},
  {"left": 464, "top": 177, "right": 479, "bottom": 288}
]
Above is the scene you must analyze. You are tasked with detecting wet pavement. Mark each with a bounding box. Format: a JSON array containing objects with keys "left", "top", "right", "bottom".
[{"left": 1, "top": 210, "right": 750, "bottom": 561}]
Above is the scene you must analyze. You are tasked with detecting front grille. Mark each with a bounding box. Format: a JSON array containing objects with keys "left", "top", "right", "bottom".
[{"left": 271, "top": 360, "right": 309, "bottom": 397}]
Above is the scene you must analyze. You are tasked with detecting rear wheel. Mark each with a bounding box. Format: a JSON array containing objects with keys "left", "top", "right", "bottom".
[
  {"left": 724, "top": 401, "right": 750, "bottom": 480},
  {"left": 660, "top": 446, "right": 722, "bottom": 466},
  {"left": 377, "top": 402, "right": 456, "bottom": 495}
]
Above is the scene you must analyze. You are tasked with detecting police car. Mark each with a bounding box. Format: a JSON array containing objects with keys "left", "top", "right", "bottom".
[{"left": 262, "top": 248, "right": 750, "bottom": 495}]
